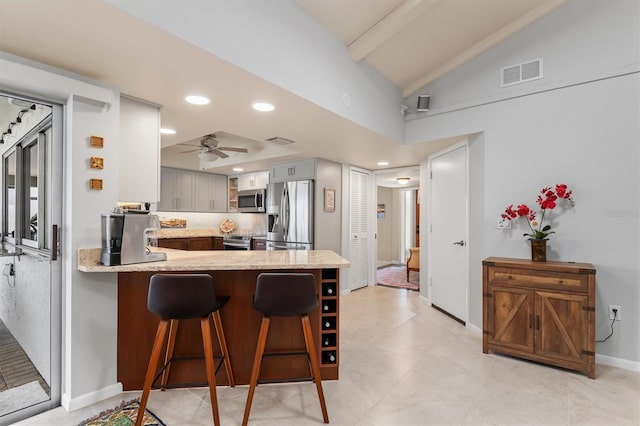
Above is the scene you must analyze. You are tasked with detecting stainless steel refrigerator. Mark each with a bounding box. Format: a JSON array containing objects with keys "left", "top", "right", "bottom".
[{"left": 266, "top": 179, "right": 314, "bottom": 250}]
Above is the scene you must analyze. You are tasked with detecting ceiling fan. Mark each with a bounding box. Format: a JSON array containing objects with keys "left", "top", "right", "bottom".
[{"left": 179, "top": 134, "right": 248, "bottom": 159}]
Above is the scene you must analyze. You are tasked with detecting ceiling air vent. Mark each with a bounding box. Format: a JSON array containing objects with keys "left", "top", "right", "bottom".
[
  {"left": 500, "top": 58, "right": 543, "bottom": 87},
  {"left": 266, "top": 136, "right": 295, "bottom": 145}
]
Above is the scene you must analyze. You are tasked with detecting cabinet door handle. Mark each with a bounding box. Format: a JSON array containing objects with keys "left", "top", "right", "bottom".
[
  {"left": 536, "top": 315, "right": 540, "bottom": 330},
  {"left": 529, "top": 314, "right": 533, "bottom": 329}
]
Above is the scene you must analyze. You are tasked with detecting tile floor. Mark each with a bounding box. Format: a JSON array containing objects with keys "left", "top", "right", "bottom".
[{"left": 16, "top": 286, "right": 640, "bottom": 426}]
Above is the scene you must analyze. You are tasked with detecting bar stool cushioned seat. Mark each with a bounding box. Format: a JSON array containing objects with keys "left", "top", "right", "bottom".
[
  {"left": 136, "top": 273, "right": 235, "bottom": 426},
  {"left": 242, "top": 273, "right": 329, "bottom": 425}
]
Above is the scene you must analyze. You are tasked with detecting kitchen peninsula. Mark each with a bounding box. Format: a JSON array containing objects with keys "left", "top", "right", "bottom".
[{"left": 78, "top": 248, "right": 349, "bottom": 390}]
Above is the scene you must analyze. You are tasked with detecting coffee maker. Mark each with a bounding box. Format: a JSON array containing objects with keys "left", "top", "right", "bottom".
[{"left": 100, "top": 212, "right": 167, "bottom": 266}]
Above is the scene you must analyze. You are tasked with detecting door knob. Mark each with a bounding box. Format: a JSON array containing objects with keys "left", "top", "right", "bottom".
[{"left": 452, "top": 240, "right": 465, "bottom": 246}]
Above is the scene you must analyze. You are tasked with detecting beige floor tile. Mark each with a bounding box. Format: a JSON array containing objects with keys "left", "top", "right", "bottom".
[{"left": 11, "top": 286, "right": 640, "bottom": 426}]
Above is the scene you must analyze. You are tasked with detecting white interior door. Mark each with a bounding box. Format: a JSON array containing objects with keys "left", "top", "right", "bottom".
[
  {"left": 350, "top": 169, "right": 369, "bottom": 290},
  {"left": 429, "top": 145, "right": 468, "bottom": 322}
]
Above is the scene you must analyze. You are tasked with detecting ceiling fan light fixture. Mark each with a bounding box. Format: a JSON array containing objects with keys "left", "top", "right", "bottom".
[
  {"left": 396, "top": 177, "right": 410, "bottom": 185},
  {"left": 185, "top": 95, "right": 210, "bottom": 105},
  {"left": 198, "top": 150, "right": 218, "bottom": 162},
  {"left": 252, "top": 102, "right": 274, "bottom": 112}
]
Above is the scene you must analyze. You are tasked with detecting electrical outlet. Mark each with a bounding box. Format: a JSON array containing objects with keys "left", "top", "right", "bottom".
[
  {"left": 608, "top": 305, "right": 621, "bottom": 321},
  {"left": 497, "top": 217, "right": 511, "bottom": 229}
]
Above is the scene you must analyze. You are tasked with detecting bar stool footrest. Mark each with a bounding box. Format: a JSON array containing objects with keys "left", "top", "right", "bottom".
[
  {"left": 258, "top": 376, "right": 314, "bottom": 385},
  {"left": 152, "top": 354, "right": 226, "bottom": 389}
]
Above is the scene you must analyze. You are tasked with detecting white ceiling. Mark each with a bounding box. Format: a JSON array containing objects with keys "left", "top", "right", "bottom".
[{"left": 0, "top": 0, "right": 563, "bottom": 178}]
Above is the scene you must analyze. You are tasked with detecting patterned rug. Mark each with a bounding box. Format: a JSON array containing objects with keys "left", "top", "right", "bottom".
[
  {"left": 78, "top": 399, "right": 165, "bottom": 426},
  {"left": 376, "top": 265, "right": 419, "bottom": 291}
]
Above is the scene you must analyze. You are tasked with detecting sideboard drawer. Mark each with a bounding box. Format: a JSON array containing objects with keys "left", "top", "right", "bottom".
[{"left": 488, "top": 267, "right": 588, "bottom": 293}]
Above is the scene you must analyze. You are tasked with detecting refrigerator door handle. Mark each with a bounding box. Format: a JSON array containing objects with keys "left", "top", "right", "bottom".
[{"left": 281, "top": 184, "right": 289, "bottom": 241}]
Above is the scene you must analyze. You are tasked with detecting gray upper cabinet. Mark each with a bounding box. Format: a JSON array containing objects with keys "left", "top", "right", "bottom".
[
  {"left": 237, "top": 171, "right": 269, "bottom": 190},
  {"left": 194, "top": 173, "right": 227, "bottom": 212},
  {"left": 270, "top": 158, "right": 316, "bottom": 183},
  {"left": 159, "top": 166, "right": 227, "bottom": 212},
  {"left": 158, "top": 167, "right": 194, "bottom": 211}
]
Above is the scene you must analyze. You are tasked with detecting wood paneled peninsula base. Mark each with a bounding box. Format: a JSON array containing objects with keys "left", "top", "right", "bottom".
[
  {"left": 78, "top": 248, "right": 349, "bottom": 390},
  {"left": 482, "top": 257, "right": 596, "bottom": 379}
]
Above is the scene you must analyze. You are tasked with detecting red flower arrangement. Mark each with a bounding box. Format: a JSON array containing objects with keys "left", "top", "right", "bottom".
[{"left": 502, "top": 184, "right": 575, "bottom": 240}]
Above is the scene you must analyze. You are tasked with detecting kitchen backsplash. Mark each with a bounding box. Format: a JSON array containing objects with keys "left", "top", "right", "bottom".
[{"left": 155, "top": 211, "right": 267, "bottom": 235}]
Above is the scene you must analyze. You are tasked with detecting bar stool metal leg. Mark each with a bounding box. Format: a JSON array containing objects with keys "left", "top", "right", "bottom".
[
  {"left": 201, "top": 315, "right": 221, "bottom": 426},
  {"left": 136, "top": 320, "right": 169, "bottom": 426},
  {"left": 242, "top": 316, "right": 271, "bottom": 426},
  {"left": 301, "top": 314, "right": 329, "bottom": 423}
]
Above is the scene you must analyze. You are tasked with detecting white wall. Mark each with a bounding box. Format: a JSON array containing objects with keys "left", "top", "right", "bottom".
[
  {"left": 315, "top": 159, "right": 342, "bottom": 253},
  {"left": 0, "top": 52, "right": 123, "bottom": 410},
  {"left": 407, "top": 0, "right": 640, "bottom": 366},
  {"left": 104, "top": 0, "right": 405, "bottom": 142},
  {"left": 376, "top": 187, "right": 394, "bottom": 262}
]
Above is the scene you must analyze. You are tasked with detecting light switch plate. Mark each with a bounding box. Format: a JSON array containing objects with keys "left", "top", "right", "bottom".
[{"left": 497, "top": 217, "right": 511, "bottom": 229}]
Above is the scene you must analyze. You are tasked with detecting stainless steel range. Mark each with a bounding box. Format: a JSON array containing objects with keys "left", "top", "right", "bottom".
[{"left": 222, "top": 234, "right": 251, "bottom": 250}]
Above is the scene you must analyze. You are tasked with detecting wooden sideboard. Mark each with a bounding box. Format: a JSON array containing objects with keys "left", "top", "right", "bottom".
[{"left": 482, "top": 257, "right": 596, "bottom": 379}]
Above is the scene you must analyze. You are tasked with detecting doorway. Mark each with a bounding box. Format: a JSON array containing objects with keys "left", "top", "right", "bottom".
[
  {"left": 428, "top": 143, "right": 468, "bottom": 323},
  {"left": 374, "top": 167, "right": 420, "bottom": 291},
  {"left": 0, "top": 92, "right": 62, "bottom": 423}
]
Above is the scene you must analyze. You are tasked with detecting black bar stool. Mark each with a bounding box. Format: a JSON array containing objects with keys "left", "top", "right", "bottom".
[
  {"left": 242, "top": 273, "right": 329, "bottom": 425},
  {"left": 136, "top": 273, "right": 235, "bottom": 426}
]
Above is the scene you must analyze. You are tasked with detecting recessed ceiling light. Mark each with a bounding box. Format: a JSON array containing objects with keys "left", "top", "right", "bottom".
[
  {"left": 252, "top": 102, "right": 274, "bottom": 112},
  {"left": 160, "top": 128, "right": 176, "bottom": 135},
  {"left": 232, "top": 167, "right": 244, "bottom": 172},
  {"left": 377, "top": 161, "right": 389, "bottom": 166},
  {"left": 185, "top": 95, "right": 210, "bottom": 105}
]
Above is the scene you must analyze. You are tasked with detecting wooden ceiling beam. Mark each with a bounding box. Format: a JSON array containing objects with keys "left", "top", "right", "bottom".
[{"left": 348, "top": 0, "right": 440, "bottom": 62}]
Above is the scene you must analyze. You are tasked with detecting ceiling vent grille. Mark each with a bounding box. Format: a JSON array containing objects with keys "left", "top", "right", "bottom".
[{"left": 500, "top": 58, "right": 543, "bottom": 87}]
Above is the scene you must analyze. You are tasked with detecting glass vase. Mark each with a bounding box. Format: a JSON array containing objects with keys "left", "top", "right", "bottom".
[{"left": 529, "top": 239, "right": 547, "bottom": 262}]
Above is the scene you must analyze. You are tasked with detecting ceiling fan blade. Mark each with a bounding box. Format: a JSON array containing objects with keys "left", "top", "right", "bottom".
[
  {"left": 180, "top": 148, "right": 201, "bottom": 153},
  {"left": 212, "top": 149, "right": 229, "bottom": 158},
  {"left": 218, "top": 146, "right": 248, "bottom": 153},
  {"left": 177, "top": 142, "right": 200, "bottom": 147}
]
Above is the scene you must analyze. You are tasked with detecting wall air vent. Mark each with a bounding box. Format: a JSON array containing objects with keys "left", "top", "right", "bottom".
[{"left": 500, "top": 58, "right": 543, "bottom": 87}]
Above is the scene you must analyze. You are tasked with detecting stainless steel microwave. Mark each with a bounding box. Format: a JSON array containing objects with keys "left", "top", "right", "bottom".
[{"left": 237, "top": 188, "right": 266, "bottom": 213}]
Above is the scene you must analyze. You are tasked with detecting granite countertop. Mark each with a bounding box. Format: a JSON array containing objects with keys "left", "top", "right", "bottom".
[{"left": 77, "top": 248, "right": 350, "bottom": 272}]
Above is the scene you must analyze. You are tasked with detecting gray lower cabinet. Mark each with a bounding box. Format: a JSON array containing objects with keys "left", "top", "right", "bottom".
[{"left": 194, "top": 173, "right": 227, "bottom": 212}]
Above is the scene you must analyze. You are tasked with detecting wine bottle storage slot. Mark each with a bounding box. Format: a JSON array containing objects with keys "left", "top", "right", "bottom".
[
  {"left": 321, "top": 300, "right": 337, "bottom": 313},
  {"left": 322, "top": 317, "right": 336, "bottom": 330},
  {"left": 321, "top": 334, "right": 337, "bottom": 348},
  {"left": 322, "top": 283, "right": 336, "bottom": 296},
  {"left": 322, "top": 351, "right": 337, "bottom": 364},
  {"left": 322, "top": 269, "right": 337, "bottom": 280}
]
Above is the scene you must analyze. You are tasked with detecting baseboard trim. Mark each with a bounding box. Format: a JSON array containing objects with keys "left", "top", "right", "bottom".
[
  {"left": 61, "top": 382, "right": 123, "bottom": 412},
  {"left": 596, "top": 353, "right": 640, "bottom": 372},
  {"left": 466, "top": 322, "right": 482, "bottom": 335}
]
